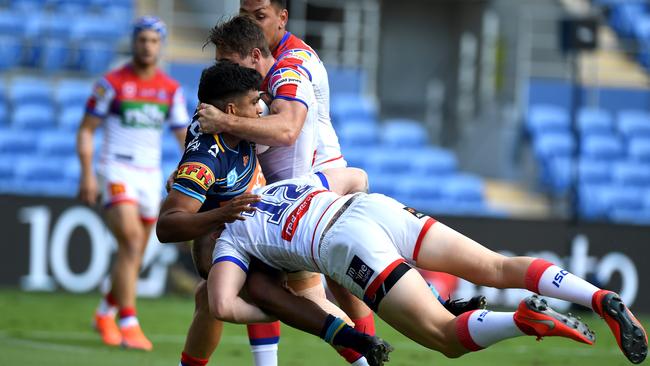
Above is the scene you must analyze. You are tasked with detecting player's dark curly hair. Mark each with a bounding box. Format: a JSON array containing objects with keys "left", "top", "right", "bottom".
[
  {"left": 206, "top": 15, "right": 271, "bottom": 58},
  {"left": 198, "top": 61, "right": 262, "bottom": 110}
]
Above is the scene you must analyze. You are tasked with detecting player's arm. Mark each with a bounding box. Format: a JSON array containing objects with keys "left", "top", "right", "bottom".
[
  {"left": 197, "top": 98, "right": 307, "bottom": 146},
  {"left": 156, "top": 189, "right": 260, "bottom": 243},
  {"left": 76, "top": 114, "right": 102, "bottom": 205},
  {"left": 322, "top": 167, "right": 369, "bottom": 195}
]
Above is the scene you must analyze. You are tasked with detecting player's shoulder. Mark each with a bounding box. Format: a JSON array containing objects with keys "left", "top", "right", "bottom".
[
  {"left": 99, "top": 64, "right": 130, "bottom": 88},
  {"left": 184, "top": 133, "right": 224, "bottom": 159},
  {"left": 269, "top": 59, "right": 310, "bottom": 84},
  {"left": 279, "top": 48, "right": 320, "bottom": 65},
  {"left": 153, "top": 68, "right": 182, "bottom": 90}
]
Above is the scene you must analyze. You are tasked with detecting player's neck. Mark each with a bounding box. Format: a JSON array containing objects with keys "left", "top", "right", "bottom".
[
  {"left": 270, "top": 31, "right": 287, "bottom": 53},
  {"left": 130, "top": 61, "right": 157, "bottom": 79},
  {"left": 220, "top": 132, "right": 240, "bottom": 149},
  {"left": 261, "top": 57, "right": 276, "bottom": 78}
]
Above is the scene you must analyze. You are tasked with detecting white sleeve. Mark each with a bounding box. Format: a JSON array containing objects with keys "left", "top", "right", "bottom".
[
  {"left": 168, "top": 86, "right": 190, "bottom": 130},
  {"left": 212, "top": 231, "right": 250, "bottom": 273}
]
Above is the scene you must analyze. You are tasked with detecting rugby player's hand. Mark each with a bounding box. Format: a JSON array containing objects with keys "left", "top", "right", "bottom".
[
  {"left": 165, "top": 169, "right": 177, "bottom": 193},
  {"left": 217, "top": 193, "right": 261, "bottom": 223},
  {"left": 197, "top": 103, "right": 228, "bottom": 134},
  {"left": 78, "top": 174, "right": 98, "bottom": 206}
]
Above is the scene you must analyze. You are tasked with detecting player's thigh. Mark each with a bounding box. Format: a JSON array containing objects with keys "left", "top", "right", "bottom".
[
  {"left": 104, "top": 202, "right": 144, "bottom": 244},
  {"left": 192, "top": 234, "right": 217, "bottom": 280},
  {"left": 376, "top": 268, "right": 458, "bottom": 352},
  {"left": 415, "top": 222, "right": 508, "bottom": 286}
]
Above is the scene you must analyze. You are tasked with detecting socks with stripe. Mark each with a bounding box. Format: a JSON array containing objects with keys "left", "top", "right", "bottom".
[
  {"left": 321, "top": 315, "right": 374, "bottom": 356},
  {"left": 525, "top": 258, "right": 600, "bottom": 310},
  {"left": 179, "top": 352, "right": 208, "bottom": 366},
  {"left": 337, "top": 313, "right": 376, "bottom": 364},
  {"left": 456, "top": 310, "right": 524, "bottom": 351},
  {"left": 247, "top": 322, "right": 280, "bottom": 366},
  {"left": 118, "top": 307, "right": 139, "bottom": 328},
  {"left": 97, "top": 292, "right": 118, "bottom": 317}
]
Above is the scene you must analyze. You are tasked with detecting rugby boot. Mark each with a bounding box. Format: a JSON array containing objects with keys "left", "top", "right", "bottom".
[
  {"left": 514, "top": 295, "right": 596, "bottom": 345},
  {"left": 592, "top": 290, "right": 647, "bottom": 364},
  {"left": 362, "top": 335, "right": 394, "bottom": 366},
  {"left": 444, "top": 295, "right": 488, "bottom": 316},
  {"left": 120, "top": 324, "right": 153, "bottom": 351},
  {"left": 93, "top": 314, "right": 122, "bottom": 346}
]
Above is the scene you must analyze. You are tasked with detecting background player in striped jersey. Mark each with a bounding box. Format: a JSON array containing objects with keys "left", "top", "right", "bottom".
[
  {"left": 209, "top": 173, "right": 647, "bottom": 365},
  {"left": 76, "top": 16, "right": 189, "bottom": 351}
]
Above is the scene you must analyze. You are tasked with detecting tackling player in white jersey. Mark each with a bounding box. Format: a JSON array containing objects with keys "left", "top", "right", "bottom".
[{"left": 209, "top": 173, "right": 648, "bottom": 365}]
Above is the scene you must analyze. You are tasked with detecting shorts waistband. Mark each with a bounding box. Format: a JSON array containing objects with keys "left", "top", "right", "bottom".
[{"left": 318, "top": 193, "right": 361, "bottom": 244}]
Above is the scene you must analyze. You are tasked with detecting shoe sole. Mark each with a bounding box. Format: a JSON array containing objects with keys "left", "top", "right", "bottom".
[
  {"left": 526, "top": 295, "right": 596, "bottom": 344},
  {"left": 602, "top": 293, "right": 647, "bottom": 364},
  {"left": 364, "top": 338, "right": 394, "bottom": 366}
]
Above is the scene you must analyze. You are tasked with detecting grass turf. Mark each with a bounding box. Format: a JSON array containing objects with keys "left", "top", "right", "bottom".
[{"left": 0, "top": 289, "right": 643, "bottom": 366}]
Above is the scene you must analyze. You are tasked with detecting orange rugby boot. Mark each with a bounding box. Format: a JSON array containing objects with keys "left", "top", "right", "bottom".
[
  {"left": 514, "top": 295, "right": 596, "bottom": 345},
  {"left": 120, "top": 324, "right": 153, "bottom": 351},
  {"left": 592, "top": 290, "right": 647, "bottom": 364},
  {"left": 93, "top": 314, "right": 122, "bottom": 346}
]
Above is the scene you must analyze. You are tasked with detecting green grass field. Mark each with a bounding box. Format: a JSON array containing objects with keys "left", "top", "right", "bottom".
[{"left": 0, "top": 289, "right": 643, "bottom": 366}]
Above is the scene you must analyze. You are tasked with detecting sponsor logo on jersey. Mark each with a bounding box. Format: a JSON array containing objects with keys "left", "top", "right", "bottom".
[
  {"left": 403, "top": 206, "right": 425, "bottom": 219},
  {"left": 281, "top": 190, "right": 326, "bottom": 241},
  {"left": 93, "top": 83, "right": 107, "bottom": 98},
  {"left": 346, "top": 255, "right": 375, "bottom": 289},
  {"left": 122, "top": 82, "right": 137, "bottom": 98},
  {"left": 176, "top": 162, "right": 215, "bottom": 190},
  {"left": 122, "top": 102, "right": 167, "bottom": 129},
  {"left": 226, "top": 168, "right": 237, "bottom": 188},
  {"left": 208, "top": 144, "right": 218, "bottom": 158},
  {"left": 283, "top": 49, "right": 314, "bottom": 62},
  {"left": 109, "top": 182, "right": 126, "bottom": 197},
  {"left": 186, "top": 136, "right": 201, "bottom": 152},
  {"left": 270, "top": 68, "right": 302, "bottom": 89}
]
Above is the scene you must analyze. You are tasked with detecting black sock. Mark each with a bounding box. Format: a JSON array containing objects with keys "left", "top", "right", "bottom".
[{"left": 320, "top": 315, "right": 372, "bottom": 354}]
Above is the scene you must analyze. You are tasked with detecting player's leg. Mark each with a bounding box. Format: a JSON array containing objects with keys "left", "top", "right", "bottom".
[
  {"left": 415, "top": 220, "right": 647, "bottom": 363},
  {"left": 179, "top": 234, "right": 223, "bottom": 366},
  {"left": 245, "top": 260, "right": 392, "bottom": 365},
  {"left": 103, "top": 202, "right": 152, "bottom": 350}
]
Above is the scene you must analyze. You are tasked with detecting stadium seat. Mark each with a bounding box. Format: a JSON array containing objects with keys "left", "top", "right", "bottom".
[
  {"left": 365, "top": 149, "right": 413, "bottom": 175},
  {"left": 578, "top": 183, "right": 608, "bottom": 219},
  {"left": 11, "top": 104, "right": 56, "bottom": 130},
  {"left": 410, "top": 146, "right": 458, "bottom": 176},
  {"left": 341, "top": 146, "right": 376, "bottom": 170},
  {"left": 544, "top": 156, "right": 572, "bottom": 194},
  {"left": 0, "top": 10, "right": 26, "bottom": 36},
  {"left": 162, "top": 133, "right": 182, "bottom": 163},
  {"left": 55, "top": 79, "right": 92, "bottom": 109},
  {"left": 581, "top": 135, "right": 624, "bottom": 160},
  {"left": 610, "top": 208, "right": 650, "bottom": 225},
  {"left": 618, "top": 110, "right": 650, "bottom": 138},
  {"left": 72, "top": 17, "right": 125, "bottom": 43},
  {"left": 76, "top": 41, "right": 115, "bottom": 75},
  {"left": 612, "top": 161, "right": 650, "bottom": 187},
  {"left": 527, "top": 104, "right": 570, "bottom": 135},
  {"left": 39, "top": 131, "right": 76, "bottom": 157},
  {"left": 39, "top": 38, "right": 69, "bottom": 73},
  {"left": 0, "top": 129, "right": 35, "bottom": 155},
  {"left": 438, "top": 173, "right": 484, "bottom": 203},
  {"left": 14, "top": 156, "right": 77, "bottom": 197},
  {"left": 9, "top": 77, "right": 54, "bottom": 107},
  {"left": 0, "top": 157, "right": 15, "bottom": 193},
  {"left": 368, "top": 173, "right": 402, "bottom": 197},
  {"left": 184, "top": 86, "right": 199, "bottom": 115},
  {"left": 380, "top": 119, "right": 428, "bottom": 148},
  {"left": 0, "top": 36, "right": 23, "bottom": 70},
  {"left": 395, "top": 176, "right": 443, "bottom": 201},
  {"left": 326, "top": 66, "right": 365, "bottom": 95},
  {"left": 337, "top": 120, "right": 378, "bottom": 147},
  {"left": 628, "top": 137, "right": 650, "bottom": 162},
  {"left": 57, "top": 105, "right": 84, "bottom": 130},
  {"left": 578, "top": 159, "right": 611, "bottom": 185},
  {"left": 577, "top": 107, "right": 613, "bottom": 136},
  {"left": 330, "top": 93, "right": 377, "bottom": 125},
  {"left": 532, "top": 132, "right": 575, "bottom": 160}
]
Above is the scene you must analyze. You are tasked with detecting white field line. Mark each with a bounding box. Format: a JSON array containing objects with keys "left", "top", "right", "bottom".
[{"left": 0, "top": 329, "right": 622, "bottom": 357}]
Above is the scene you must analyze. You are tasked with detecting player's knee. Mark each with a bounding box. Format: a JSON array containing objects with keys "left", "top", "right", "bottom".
[
  {"left": 209, "top": 296, "right": 234, "bottom": 322},
  {"left": 440, "top": 346, "right": 466, "bottom": 359}
]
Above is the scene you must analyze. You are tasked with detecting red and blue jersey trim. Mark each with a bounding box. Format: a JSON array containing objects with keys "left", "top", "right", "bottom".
[{"left": 212, "top": 256, "right": 248, "bottom": 273}]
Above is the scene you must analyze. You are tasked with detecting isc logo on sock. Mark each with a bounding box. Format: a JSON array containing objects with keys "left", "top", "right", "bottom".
[
  {"left": 552, "top": 269, "right": 569, "bottom": 288},
  {"left": 346, "top": 255, "right": 375, "bottom": 289}
]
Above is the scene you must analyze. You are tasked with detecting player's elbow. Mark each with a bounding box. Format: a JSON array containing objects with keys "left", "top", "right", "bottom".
[
  {"left": 276, "top": 128, "right": 300, "bottom": 146},
  {"left": 155, "top": 218, "right": 174, "bottom": 243}
]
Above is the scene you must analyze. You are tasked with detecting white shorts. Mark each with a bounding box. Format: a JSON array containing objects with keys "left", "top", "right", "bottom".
[
  {"left": 98, "top": 162, "right": 162, "bottom": 223},
  {"left": 317, "top": 193, "right": 436, "bottom": 310}
]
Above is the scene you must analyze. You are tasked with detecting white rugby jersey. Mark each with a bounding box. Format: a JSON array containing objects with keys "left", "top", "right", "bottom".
[
  {"left": 85, "top": 64, "right": 189, "bottom": 169},
  {"left": 213, "top": 174, "right": 351, "bottom": 273},
  {"left": 277, "top": 49, "right": 345, "bottom": 169},
  {"left": 258, "top": 58, "right": 318, "bottom": 183}
]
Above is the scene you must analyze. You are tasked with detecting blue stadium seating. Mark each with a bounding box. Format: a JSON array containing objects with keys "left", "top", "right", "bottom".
[
  {"left": 581, "top": 135, "right": 624, "bottom": 160},
  {"left": 76, "top": 41, "right": 115, "bottom": 75},
  {"left": 0, "top": 36, "right": 22, "bottom": 70},
  {"left": 57, "top": 105, "right": 83, "bottom": 130},
  {"left": 39, "top": 38, "right": 69, "bottom": 73},
  {"left": 578, "top": 159, "right": 611, "bottom": 184},
  {"left": 610, "top": 208, "right": 650, "bottom": 225},
  {"left": 410, "top": 147, "right": 457, "bottom": 176},
  {"left": 544, "top": 157, "right": 572, "bottom": 194},
  {"left": 365, "top": 149, "right": 413, "bottom": 175},
  {"left": 618, "top": 110, "right": 650, "bottom": 138},
  {"left": 438, "top": 173, "right": 484, "bottom": 203},
  {"left": 577, "top": 107, "right": 613, "bottom": 136},
  {"left": 628, "top": 137, "right": 650, "bottom": 162},
  {"left": 338, "top": 120, "right": 378, "bottom": 147},
  {"left": 39, "top": 131, "right": 76, "bottom": 157},
  {"left": 330, "top": 93, "right": 377, "bottom": 124},
  {"left": 368, "top": 173, "right": 402, "bottom": 197},
  {"left": 527, "top": 104, "right": 570, "bottom": 135},
  {"left": 612, "top": 161, "right": 650, "bottom": 187},
  {"left": 9, "top": 77, "right": 53, "bottom": 107},
  {"left": 55, "top": 79, "right": 92, "bottom": 108},
  {"left": 380, "top": 119, "right": 428, "bottom": 148},
  {"left": 11, "top": 104, "right": 56, "bottom": 130},
  {"left": 533, "top": 132, "right": 574, "bottom": 160}
]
